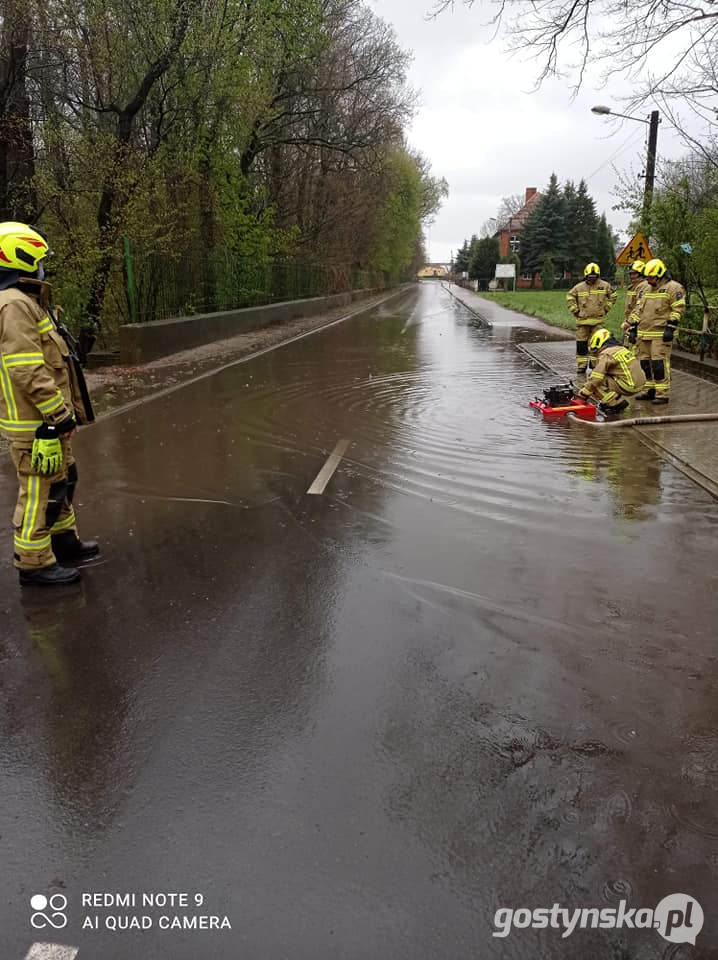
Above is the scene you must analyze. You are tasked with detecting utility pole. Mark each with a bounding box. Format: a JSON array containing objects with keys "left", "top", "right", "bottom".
[
  {"left": 641, "top": 110, "right": 660, "bottom": 237},
  {"left": 591, "top": 105, "right": 660, "bottom": 238}
]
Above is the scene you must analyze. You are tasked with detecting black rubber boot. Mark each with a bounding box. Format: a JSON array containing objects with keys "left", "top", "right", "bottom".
[
  {"left": 652, "top": 396, "right": 669, "bottom": 405},
  {"left": 599, "top": 399, "right": 629, "bottom": 416},
  {"left": 52, "top": 532, "right": 100, "bottom": 564},
  {"left": 19, "top": 563, "right": 81, "bottom": 586},
  {"left": 635, "top": 388, "right": 656, "bottom": 400}
]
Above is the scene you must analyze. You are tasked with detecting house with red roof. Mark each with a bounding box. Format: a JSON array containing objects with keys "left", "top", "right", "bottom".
[{"left": 495, "top": 187, "right": 541, "bottom": 288}]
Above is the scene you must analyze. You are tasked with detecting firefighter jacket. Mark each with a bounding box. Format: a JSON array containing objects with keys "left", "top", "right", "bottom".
[
  {"left": 625, "top": 278, "right": 648, "bottom": 323},
  {"left": 0, "top": 287, "right": 92, "bottom": 442},
  {"left": 580, "top": 343, "right": 646, "bottom": 398},
  {"left": 629, "top": 278, "right": 686, "bottom": 339},
  {"left": 566, "top": 279, "right": 618, "bottom": 325}
]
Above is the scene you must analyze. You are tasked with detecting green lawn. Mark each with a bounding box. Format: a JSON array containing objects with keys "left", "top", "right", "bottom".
[{"left": 479, "top": 289, "right": 626, "bottom": 338}]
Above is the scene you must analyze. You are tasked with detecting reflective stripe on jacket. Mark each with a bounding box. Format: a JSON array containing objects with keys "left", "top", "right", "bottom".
[
  {"left": 583, "top": 344, "right": 646, "bottom": 396},
  {"left": 0, "top": 288, "right": 74, "bottom": 441},
  {"left": 625, "top": 279, "right": 649, "bottom": 322},
  {"left": 566, "top": 279, "right": 618, "bottom": 324},
  {"left": 629, "top": 278, "right": 686, "bottom": 338}
]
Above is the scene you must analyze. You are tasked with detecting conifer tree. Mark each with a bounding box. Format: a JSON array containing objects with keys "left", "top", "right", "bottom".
[
  {"left": 454, "top": 239, "right": 470, "bottom": 273},
  {"left": 595, "top": 214, "right": 617, "bottom": 281},
  {"left": 562, "top": 181, "right": 578, "bottom": 273},
  {"left": 573, "top": 179, "right": 599, "bottom": 274}
]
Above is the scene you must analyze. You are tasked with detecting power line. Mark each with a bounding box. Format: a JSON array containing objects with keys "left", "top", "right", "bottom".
[{"left": 585, "top": 126, "right": 646, "bottom": 183}]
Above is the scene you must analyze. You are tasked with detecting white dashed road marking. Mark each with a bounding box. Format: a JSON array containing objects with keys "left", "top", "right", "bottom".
[
  {"left": 24, "top": 945, "right": 78, "bottom": 960},
  {"left": 307, "top": 438, "right": 350, "bottom": 495}
]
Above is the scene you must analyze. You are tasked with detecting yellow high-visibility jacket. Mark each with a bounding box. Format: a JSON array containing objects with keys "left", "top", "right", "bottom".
[
  {"left": 0, "top": 287, "right": 75, "bottom": 442},
  {"left": 581, "top": 344, "right": 646, "bottom": 397},
  {"left": 629, "top": 278, "right": 686, "bottom": 339},
  {"left": 566, "top": 279, "right": 617, "bottom": 324}
]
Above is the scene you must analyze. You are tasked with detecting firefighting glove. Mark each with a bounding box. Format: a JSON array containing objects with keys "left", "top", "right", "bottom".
[
  {"left": 31, "top": 417, "right": 75, "bottom": 475},
  {"left": 663, "top": 325, "right": 675, "bottom": 343},
  {"left": 628, "top": 323, "right": 638, "bottom": 345},
  {"left": 32, "top": 425, "right": 63, "bottom": 475}
]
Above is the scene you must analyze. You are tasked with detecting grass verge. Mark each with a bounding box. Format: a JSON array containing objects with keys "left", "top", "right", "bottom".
[{"left": 478, "top": 289, "right": 626, "bottom": 338}]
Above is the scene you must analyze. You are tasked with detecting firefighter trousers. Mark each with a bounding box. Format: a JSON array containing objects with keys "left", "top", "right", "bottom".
[
  {"left": 10, "top": 438, "right": 79, "bottom": 569},
  {"left": 636, "top": 337, "right": 672, "bottom": 398},
  {"left": 590, "top": 375, "right": 644, "bottom": 409},
  {"left": 575, "top": 322, "right": 604, "bottom": 372}
]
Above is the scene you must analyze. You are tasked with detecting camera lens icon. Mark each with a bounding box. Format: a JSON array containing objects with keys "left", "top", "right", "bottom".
[{"left": 30, "top": 893, "right": 68, "bottom": 930}]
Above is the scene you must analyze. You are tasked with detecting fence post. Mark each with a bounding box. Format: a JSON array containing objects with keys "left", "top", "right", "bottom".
[
  {"left": 123, "top": 235, "right": 139, "bottom": 325},
  {"left": 700, "top": 307, "right": 710, "bottom": 362}
]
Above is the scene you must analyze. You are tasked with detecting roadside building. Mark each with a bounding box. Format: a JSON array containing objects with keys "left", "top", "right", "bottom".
[
  {"left": 495, "top": 187, "right": 540, "bottom": 261},
  {"left": 417, "top": 264, "right": 449, "bottom": 278}
]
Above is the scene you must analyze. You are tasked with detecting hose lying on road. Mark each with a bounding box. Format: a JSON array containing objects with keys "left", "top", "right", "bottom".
[{"left": 568, "top": 411, "right": 718, "bottom": 429}]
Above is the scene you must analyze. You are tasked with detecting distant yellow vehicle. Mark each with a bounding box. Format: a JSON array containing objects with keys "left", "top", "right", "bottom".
[{"left": 417, "top": 264, "right": 448, "bottom": 278}]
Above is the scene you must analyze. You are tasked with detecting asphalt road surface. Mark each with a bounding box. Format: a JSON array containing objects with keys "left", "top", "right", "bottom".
[{"left": 2, "top": 283, "right": 717, "bottom": 959}]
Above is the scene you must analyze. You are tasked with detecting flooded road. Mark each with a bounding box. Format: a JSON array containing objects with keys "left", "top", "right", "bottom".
[{"left": 2, "top": 282, "right": 717, "bottom": 959}]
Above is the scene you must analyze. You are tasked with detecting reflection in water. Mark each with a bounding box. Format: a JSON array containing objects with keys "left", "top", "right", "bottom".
[
  {"left": 0, "top": 283, "right": 716, "bottom": 959},
  {"left": 569, "top": 430, "right": 664, "bottom": 521}
]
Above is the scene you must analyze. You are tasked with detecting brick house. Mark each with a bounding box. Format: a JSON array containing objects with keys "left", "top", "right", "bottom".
[{"left": 495, "top": 187, "right": 542, "bottom": 288}]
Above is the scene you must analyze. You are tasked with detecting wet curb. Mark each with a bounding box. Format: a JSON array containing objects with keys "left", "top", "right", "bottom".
[
  {"left": 439, "top": 283, "right": 492, "bottom": 327},
  {"left": 73, "top": 286, "right": 414, "bottom": 425},
  {"left": 671, "top": 349, "right": 718, "bottom": 384},
  {"left": 517, "top": 343, "right": 718, "bottom": 502}
]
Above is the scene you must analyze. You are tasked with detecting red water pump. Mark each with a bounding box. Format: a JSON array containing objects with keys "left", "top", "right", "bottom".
[{"left": 530, "top": 382, "right": 597, "bottom": 421}]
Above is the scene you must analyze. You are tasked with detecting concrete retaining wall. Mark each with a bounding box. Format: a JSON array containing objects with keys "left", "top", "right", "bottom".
[
  {"left": 118, "top": 287, "right": 389, "bottom": 364},
  {"left": 672, "top": 350, "right": 718, "bottom": 384}
]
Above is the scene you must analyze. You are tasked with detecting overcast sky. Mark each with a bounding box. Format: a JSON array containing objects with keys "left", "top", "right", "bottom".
[{"left": 373, "top": 0, "right": 690, "bottom": 263}]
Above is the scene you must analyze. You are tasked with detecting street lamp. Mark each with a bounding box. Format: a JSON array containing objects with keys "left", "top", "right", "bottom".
[{"left": 591, "top": 104, "right": 660, "bottom": 235}]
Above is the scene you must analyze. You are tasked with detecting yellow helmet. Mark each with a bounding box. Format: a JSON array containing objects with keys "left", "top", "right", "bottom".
[
  {"left": 589, "top": 327, "right": 612, "bottom": 352},
  {"left": 0, "top": 222, "right": 48, "bottom": 273},
  {"left": 584, "top": 262, "right": 600, "bottom": 277},
  {"left": 643, "top": 258, "right": 666, "bottom": 279},
  {"left": 629, "top": 259, "right": 645, "bottom": 274}
]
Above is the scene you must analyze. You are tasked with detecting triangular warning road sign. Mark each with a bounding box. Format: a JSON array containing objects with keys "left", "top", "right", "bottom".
[{"left": 616, "top": 232, "right": 652, "bottom": 266}]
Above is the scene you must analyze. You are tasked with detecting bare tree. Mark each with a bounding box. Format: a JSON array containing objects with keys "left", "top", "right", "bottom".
[
  {"left": 495, "top": 194, "right": 524, "bottom": 229},
  {"left": 431, "top": 0, "right": 718, "bottom": 120},
  {"left": 0, "top": 0, "right": 36, "bottom": 219}
]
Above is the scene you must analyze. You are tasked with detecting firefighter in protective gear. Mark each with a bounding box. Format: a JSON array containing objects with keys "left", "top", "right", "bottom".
[
  {"left": 577, "top": 327, "right": 646, "bottom": 415},
  {"left": 0, "top": 221, "right": 98, "bottom": 586},
  {"left": 566, "top": 263, "right": 618, "bottom": 373},
  {"left": 627, "top": 257, "right": 685, "bottom": 404},
  {"left": 622, "top": 260, "right": 647, "bottom": 345}
]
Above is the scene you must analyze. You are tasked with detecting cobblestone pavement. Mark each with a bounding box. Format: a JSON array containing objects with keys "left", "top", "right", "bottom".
[{"left": 520, "top": 339, "right": 718, "bottom": 499}]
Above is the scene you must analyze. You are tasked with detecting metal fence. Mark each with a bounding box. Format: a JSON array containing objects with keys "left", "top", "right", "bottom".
[{"left": 677, "top": 304, "right": 717, "bottom": 361}]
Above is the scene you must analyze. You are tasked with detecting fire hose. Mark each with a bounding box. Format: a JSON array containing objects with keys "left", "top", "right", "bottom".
[{"left": 568, "top": 411, "right": 718, "bottom": 429}]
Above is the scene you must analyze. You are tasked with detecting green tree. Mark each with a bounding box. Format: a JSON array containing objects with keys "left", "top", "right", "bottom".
[
  {"left": 521, "top": 173, "right": 567, "bottom": 275},
  {"left": 469, "top": 236, "right": 499, "bottom": 280},
  {"left": 519, "top": 206, "right": 540, "bottom": 282},
  {"left": 454, "top": 239, "right": 470, "bottom": 273},
  {"left": 572, "top": 179, "right": 599, "bottom": 275},
  {"left": 370, "top": 148, "right": 444, "bottom": 282},
  {"left": 541, "top": 256, "right": 555, "bottom": 290},
  {"left": 562, "top": 180, "right": 578, "bottom": 272},
  {"left": 595, "top": 214, "right": 616, "bottom": 281},
  {"left": 646, "top": 160, "right": 718, "bottom": 300}
]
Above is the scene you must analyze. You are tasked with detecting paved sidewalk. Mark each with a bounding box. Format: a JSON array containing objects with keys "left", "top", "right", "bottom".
[
  {"left": 442, "top": 282, "right": 574, "bottom": 338},
  {"left": 521, "top": 339, "right": 718, "bottom": 499}
]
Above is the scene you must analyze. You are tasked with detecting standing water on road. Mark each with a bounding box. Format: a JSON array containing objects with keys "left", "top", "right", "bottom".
[{"left": 1, "top": 283, "right": 716, "bottom": 959}]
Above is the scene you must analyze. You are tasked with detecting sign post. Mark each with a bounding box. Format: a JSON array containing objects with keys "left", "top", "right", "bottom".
[{"left": 495, "top": 263, "right": 516, "bottom": 291}]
